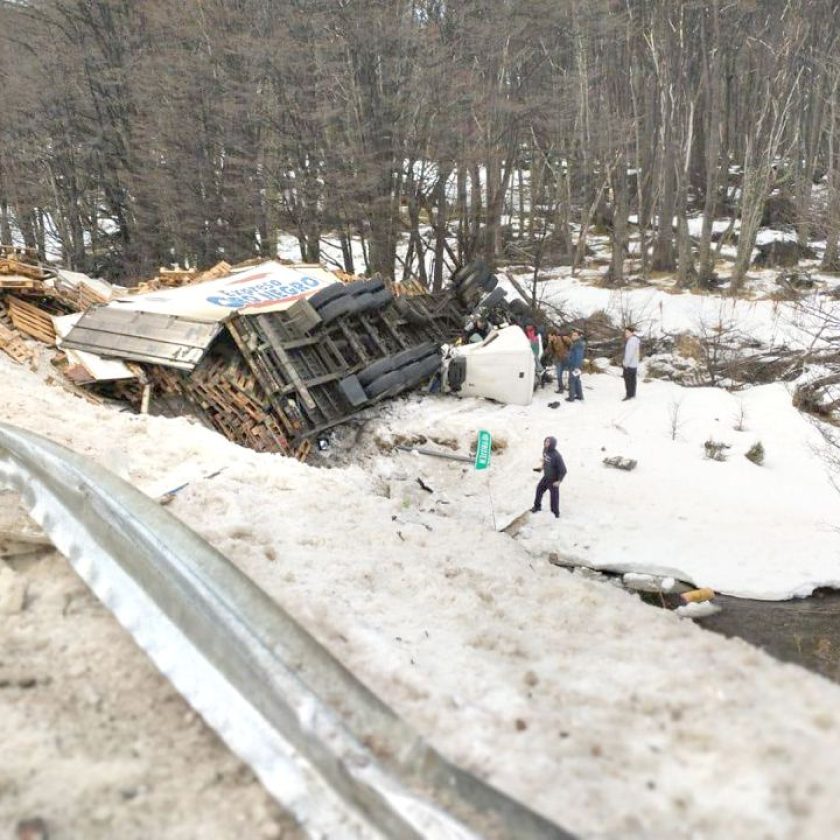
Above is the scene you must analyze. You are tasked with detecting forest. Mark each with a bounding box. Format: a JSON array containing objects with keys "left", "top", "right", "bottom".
[{"left": 0, "top": 0, "right": 838, "bottom": 289}]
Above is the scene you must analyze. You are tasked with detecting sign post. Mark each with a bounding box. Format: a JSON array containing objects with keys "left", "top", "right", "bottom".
[
  {"left": 474, "top": 429, "right": 492, "bottom": 471},
  {"left": 474, "top": 430, "right": 495, "bottom": 529}
]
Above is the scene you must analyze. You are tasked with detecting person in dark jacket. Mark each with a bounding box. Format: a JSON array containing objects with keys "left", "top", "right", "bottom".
[
  {"left": 531, "top": 436, "right": 567, "bottom": 518},
  {"left": 565, "top": 330, "right": 585, "bottom": 402}
]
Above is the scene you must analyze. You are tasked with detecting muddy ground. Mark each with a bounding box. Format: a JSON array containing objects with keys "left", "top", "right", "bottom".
[{"left": 0, "top": 491, "right": 300, "bottom": 840}]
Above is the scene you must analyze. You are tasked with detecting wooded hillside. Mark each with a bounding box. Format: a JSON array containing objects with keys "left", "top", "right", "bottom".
[{"left": 1, "top": 0, "right": 838, "bottom": 287}]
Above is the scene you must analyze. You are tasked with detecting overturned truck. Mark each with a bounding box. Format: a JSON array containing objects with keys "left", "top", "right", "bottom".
[{"left": 61, "top": 261, "right": 501, "bottom": 458}]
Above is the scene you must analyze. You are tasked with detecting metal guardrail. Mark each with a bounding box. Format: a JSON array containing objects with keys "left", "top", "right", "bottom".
[{"left": 0, "top": 422, "right": 572, "bottom": 839}]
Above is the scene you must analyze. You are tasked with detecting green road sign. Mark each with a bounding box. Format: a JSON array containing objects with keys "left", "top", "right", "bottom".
[{"left": 474, "top": 429, "right": 492, "bottom": 471}]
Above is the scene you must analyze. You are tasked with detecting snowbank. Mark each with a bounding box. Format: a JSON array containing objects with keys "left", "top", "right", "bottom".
[{"left": 4, "top": 351, "right": 840, "bottom": 836}]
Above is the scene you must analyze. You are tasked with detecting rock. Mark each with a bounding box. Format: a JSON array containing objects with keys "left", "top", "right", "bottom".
[
  {"left": 753, "top": 240, "right": 816, "bottom": 268},
  {"left": 775, "top": 270, "right": 815, "bottom": 290},
  {"left": 16, "top": 818, "right": 49, "bottom": 840},
  {"left": 603, "top": 456, "right": 637, "bottom": 471},
  {"left": 675, "top": 601, "right": 721, "bottom": 619},
  {"left": 0, "top": 564, "right": 27, "bottom": 615},
  {"left": 623, "top": 573, "right": 663, "bottom": 593},
  {"left": 761, "top": 192, "right": 797, "bottom": 226}
]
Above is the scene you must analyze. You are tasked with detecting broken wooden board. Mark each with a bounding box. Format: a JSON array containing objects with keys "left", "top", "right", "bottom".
[{"left": 7, "top": 296, "right": 57, "bottom": 344}]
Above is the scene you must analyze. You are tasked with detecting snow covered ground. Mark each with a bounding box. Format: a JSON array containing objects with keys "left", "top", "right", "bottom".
[
  {"left": 500, "top": 268, "right": 833, "bottom": 349},
  {"left": 366, "top": 375, "right": 840, "bottom": 600},
  {"left": 4, "top": 337, "right": 840, "bottom": 836}
]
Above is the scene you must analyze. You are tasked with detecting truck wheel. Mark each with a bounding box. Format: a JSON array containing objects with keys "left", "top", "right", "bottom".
[
  {"left": 455, "top": 262, "right": 491, "bottom": 296},
  {"left": 318, "top": 295, "right": 356, "bottom": 324},
  {"left": 358, "top": 357, "right": 395, "bottom": 387},
  {"left": 392, "top": 341, "right": 438, "bottom": 369},
  {"left": 309, "top": 283, "right": 349, "bottom": 310},
  {"left": 347, "top": 277, "right": 386, "bottom": 296},
  {"left": 365, "top": 370, "right": 404, "bottom": 400}
]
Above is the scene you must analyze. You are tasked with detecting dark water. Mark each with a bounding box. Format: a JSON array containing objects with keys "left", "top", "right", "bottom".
[{"left": 697, "top": 589, "right": 840, "bottom": 684}]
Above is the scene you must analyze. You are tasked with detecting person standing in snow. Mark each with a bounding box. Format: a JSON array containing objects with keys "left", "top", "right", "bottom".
[
  {"left": 525, "top": 324, "right": 541, "bottom": 361},
  {"left": 565, "top": 330, "right": 585, "bottom": 402},
  {"left": 547, "top": 329, "right": 571, "bottom": 393},
  {"left": 531, "top": 436, "right": 567, "bottom": 518},
  {"left": 622, "top": 325, "right": 641, "bottom": 401}
]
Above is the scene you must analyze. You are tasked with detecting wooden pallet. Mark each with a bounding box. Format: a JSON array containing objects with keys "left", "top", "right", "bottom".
[
  {"left": 0, "top": 274, "right": 37, "bottom": 290},
  {"left": 151, "top": 355, "right": 292, "bottom": 455},
  {"left": 0, "top": 257, "right": 49, "bottom": 281},
  {"left": 196, "top": 260, "right": 232, "bottom": 282},
  {"left": 387, "top": 277, "right": 428, "bottom": 297},
  {"left": 0, "top": 323, "right": 33, "bottom": 364},
  {"left": 6, "top": 296, "right": 57, "bottom": 344}
]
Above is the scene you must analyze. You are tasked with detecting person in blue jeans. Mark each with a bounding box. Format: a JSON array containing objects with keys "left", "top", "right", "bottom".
[
  {"left": 566, "top": 330, "right": 586, "bottom": 402},
  {"left": 531, "top": 436, "right": 567, "bottom": 518}
]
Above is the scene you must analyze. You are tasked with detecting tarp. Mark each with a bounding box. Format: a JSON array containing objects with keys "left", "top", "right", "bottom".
[{"left": 107, "top": 261, "right": 341, "bottom": 323}]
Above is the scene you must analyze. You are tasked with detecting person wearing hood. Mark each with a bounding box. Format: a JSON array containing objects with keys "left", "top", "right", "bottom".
[{"left": 531, "top": 436, "right": 567, "bottom": 518}]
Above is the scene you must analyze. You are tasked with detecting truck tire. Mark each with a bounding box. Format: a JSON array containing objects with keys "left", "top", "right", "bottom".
[
  {"left": 397, "top": 298, "right": 432, "bottom": 326},
  {"left": 369, "top": 287, "right": 394, "bottom": 309},
  {"left": 451, "top": 260, "right": 488, "bottom": 293},
  {"left": 407, "top": 354, "right": 441, "bottom": 383},
  {"left": 358, "top": 357, "right": 395, "bottom": 387},
  {"left": 346, "top": 292, "right": 378, "bottom": 315},
  {"left": 480, "top": 273, "right": 498, "bottom": 293},
  {"left": 477, "top": 286, "right": 505, "bottom": 312},
  {"left": 392, "top": 341, "right": 438, "bottom": 369},
  {"left": 347, "top": 277, "right": 386, "bottom": 296},
  {"left": 365, "top": 370, "right": 404, "bottom": 400},
  {"left": 309, "top": 283, "right": 349, "bottom": 310},
  {"left": 318, "top": 295, "right": 357, "bottom": 324}
]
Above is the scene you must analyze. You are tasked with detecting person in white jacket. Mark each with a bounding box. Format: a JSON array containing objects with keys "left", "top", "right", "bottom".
[{"left": 622, "top": 326, "right": 640, "bottom": 401}]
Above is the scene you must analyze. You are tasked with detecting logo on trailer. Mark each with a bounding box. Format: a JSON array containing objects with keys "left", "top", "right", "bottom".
[{"left": 206, "top": 273, "right": 322, "bottom": 309}]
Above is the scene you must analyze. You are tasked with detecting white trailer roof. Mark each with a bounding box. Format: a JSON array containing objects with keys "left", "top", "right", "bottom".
[{"left": 107, "top": 261, "right": 342, "bottom": 323}]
